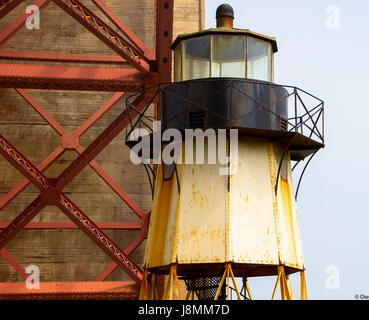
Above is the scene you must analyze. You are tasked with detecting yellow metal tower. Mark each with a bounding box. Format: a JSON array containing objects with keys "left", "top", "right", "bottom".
[{"left": 136, "top": 4, "right": 324, "bottom": 300}]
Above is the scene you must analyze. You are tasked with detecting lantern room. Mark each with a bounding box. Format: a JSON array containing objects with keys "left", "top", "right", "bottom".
[{"left": 172, "top": 4, "right": 277, "bottom": 82}]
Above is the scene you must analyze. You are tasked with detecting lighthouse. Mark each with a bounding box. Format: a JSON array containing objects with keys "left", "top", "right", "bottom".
[{"left": 138, "top": 4, "right": 324, "bottom": 300}]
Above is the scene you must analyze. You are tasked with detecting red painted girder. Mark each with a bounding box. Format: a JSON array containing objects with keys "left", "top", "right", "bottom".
[
  {"left": 55, "top": 93, "right": 147, "bottom": 191},
  {"left": 52, "top": 0, "right": 150, "bottom": 74},
  {"left": 0, "top": 50, "right": 128, "bottom": 65},
  {"left": 0, "top": 134, "right": 143, "bottom": 283},
  {"left": 0, "top": 0, "right": 51, "bottom": 46},
  {"left": 152, "top": 1, "right": 174, "bottom": 298},
  {"left": 0, "top": 0, "right": 23, "bottom": 19},
  {"left": 0, "top": 222, "right": 142, "bottom": 229},
  {"left": 0, "top": 281, "right": 138, "bottom": 300},
  {"left": 0, "top": 63, "right": 144, "bottom": 92},
  {"left": 91, "top": 0, "right": 153, "bottom": 59},
  {"left": 156, "top": 0, "right": 174, "bottom": 84}
]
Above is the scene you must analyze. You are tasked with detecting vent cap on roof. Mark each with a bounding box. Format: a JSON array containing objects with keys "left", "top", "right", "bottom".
[{"left": 216, "top": 4, "right": 234, "bottom": 28}]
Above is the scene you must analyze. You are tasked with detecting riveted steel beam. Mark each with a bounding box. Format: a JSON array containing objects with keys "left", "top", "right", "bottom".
[
  {"left": 0, "top": 50, "right": 128, "bottom": 65},
  {"left": 0, "top": 63, "right": 144, "bottom": 91},
  {"left": 155, "top": 0, "right": 174, "bottom": 83}
]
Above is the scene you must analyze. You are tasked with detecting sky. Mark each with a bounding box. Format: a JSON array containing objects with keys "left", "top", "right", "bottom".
[{"left": 205, "top": 0, "right": 369, "bottom": 300}]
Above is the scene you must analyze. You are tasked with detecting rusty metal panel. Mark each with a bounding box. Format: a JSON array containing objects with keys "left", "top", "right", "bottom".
[
  {"left": 144, "top": 163, "right": 181, "bottom": 268},
  {"left": 176, "top": 165, "right": 227, "bottom": 263},
  {"left": 286, "top": 159, "right": 304, "bottom": 268},
  {"left": 229, "top": 138, "right": 279, "bottom": 265},
  {"left": 145, "top": 140, "right": 228, "bottom": 267},
  {"left": 272, "top": 146, "right": 304, "bottom": 270},
  {"left": 174, "top": 160, "right": 227, "bottom": 264}
]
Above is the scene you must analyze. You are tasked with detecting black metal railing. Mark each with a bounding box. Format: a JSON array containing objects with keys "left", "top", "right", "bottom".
[
  {"left": 124, "top": 79, "right": 324, "bottom": 147},
  {"left": 285, "top": 85, "right": 324, "bottom": 144}
]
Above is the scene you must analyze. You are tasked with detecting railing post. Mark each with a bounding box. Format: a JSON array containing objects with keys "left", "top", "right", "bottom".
[
  {"left": 322, "top": 102, "right": 325, "bottom": 143},
  {"left": 294, "top": 88, "right": 298, "bottom": 133}
]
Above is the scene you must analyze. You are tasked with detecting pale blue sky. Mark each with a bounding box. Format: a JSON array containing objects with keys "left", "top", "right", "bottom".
[{"left": 206, "top": 0, "right": 369, "bottom": 299}]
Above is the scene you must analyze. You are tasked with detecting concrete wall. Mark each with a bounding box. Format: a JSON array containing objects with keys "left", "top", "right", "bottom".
[{"left": 0, "top": 0, "right": 205, "bottom": 282}]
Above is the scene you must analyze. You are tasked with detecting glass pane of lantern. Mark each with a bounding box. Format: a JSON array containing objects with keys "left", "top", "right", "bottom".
[
  {"left": 174, "top": 44, "right": 182, "bottom": 82},
  {"left": 183, "top": 36, "right": 210, "bottom": 80},
  {"left": 211, "top": 35, "right": 246, "bottom": 78},
  {"left": 247, "top": 37, "right": 272, "bottom": 81}
]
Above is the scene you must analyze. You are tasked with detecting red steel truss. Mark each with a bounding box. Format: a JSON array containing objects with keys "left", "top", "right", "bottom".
[{"left": 0, "top": 0, "right": 174, "bottom": 299}]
